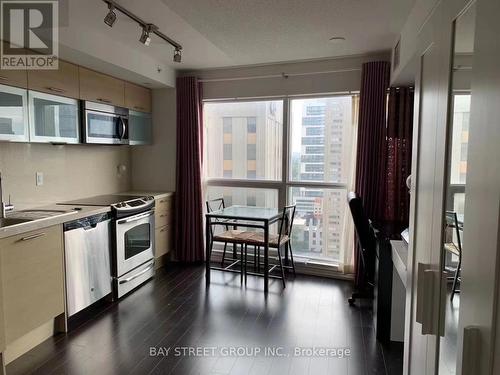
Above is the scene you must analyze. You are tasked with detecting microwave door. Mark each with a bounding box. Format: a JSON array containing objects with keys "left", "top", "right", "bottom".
[{"left": 85, "top": 111, "right": 123, "bottom": 144}]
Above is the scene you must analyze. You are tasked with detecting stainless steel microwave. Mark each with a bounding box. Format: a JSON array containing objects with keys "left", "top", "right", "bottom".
[{"left": 82, "top": 101, "right": 129, "bottom": 145}]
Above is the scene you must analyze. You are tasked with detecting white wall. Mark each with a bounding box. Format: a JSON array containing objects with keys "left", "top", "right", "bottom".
[
  {"left": 188, "top": 52, "right": 390, "bottom": 100},
  {"left": 391, "top": 0, "right": 441, "bottom": 85},
  {"left": 0, "top": 143, "right": 131, "bottom": 209},
  {"left": 131, "top": 88, "right": 177, "bottom": 192}
]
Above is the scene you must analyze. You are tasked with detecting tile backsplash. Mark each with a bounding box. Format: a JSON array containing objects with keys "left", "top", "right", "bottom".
[{"left": 0, "top": 143, "right": 131, "bottom": 209}]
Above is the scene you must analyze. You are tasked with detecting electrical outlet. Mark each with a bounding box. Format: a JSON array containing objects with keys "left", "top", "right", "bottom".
[{"left": 36, "top": 172, "right": 44, "bottom": 186}]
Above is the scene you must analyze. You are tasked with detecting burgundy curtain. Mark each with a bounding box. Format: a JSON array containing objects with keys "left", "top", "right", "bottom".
[
  {"left": 175, "top": 76, "right": 204, "bottom": 263},
  {"left": 384, "top": 87, "right": 414, "bottom": 226},
  {"left": 354, "top": 61, "right": 390, "bottom": 287}
]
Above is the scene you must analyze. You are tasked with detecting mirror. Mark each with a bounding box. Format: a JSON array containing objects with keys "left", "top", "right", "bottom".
[{"left": 438, "top": 3, "right": 476, "bottom": 374}]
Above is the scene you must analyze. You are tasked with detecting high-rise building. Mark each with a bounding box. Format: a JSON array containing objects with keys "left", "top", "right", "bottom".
[
  {"left": 292, "top": 97, "right": 353, "bottom": 261},
  {"left": 204, "top": 101, "right": 282, "bottom": 208}
]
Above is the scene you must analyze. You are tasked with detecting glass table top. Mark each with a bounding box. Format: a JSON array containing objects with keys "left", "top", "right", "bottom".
[{"left": 206, "top": 205, "right": 282, "bottom": 221}]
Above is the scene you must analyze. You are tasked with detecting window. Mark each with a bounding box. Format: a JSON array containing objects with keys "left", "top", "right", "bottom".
[
  {"left": 204, "top": 95, "right": 358, "bottom": 267},
  {"left": 223, "top": 144, "right": 232, "bottom": 160},
  {"left": 290, "top": 96, "right": 356, "bottom": 184},
  {"left": 447, "top": 94, "right": 470, "bottom": 217},
  {"left": 204, "top": 100, "right": 283, "bottom": 180},
  {"left": 247, "top": 143, "right": 256, "bottom": 160},
  {"left": 288, "top": 96, "right": 358, "bottom": 262},
  {"left": 247, "top": 117, "right": 257, "bottom": 133}
]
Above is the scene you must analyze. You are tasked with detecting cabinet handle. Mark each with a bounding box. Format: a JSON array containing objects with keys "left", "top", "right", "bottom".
[
  {"left": 0, "top": 76, "right": 7, "bottom": 81},
  {"left": 134, "top": 106, "right": 145, "bottom": 111},
  {"left": 160, "top": 228, "right": 166, "bottom": 232},
  {"left": 46, "top": 86, "right": 66, "bottom": 93},
  {"left": 19, "top": 232, "right": 46, "bottom": 241},
  {"left": 96, "top": 98, "right": 112, "bottom": 104}
]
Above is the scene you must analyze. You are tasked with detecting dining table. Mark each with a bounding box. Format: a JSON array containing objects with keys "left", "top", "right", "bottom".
[{"left": 205, "top": 205, "right": 283, "bottom": 293}]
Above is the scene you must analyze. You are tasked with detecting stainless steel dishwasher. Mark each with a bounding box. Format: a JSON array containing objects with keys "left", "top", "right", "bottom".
[{"left": 64, "top": 213, "right": 112, "bottom": 317}]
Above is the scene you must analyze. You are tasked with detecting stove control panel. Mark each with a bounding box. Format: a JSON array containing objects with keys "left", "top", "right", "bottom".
[{"left": 111, "top": 196, "right": 155, "bottom": 211}]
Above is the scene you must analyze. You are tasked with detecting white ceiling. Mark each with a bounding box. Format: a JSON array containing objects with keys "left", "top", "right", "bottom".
[
  {"left": 161, "top": 0, "right": 416, "bottom": 70},
  {"left": 72, "top": 0, "right": 415, "bottom": 72}
]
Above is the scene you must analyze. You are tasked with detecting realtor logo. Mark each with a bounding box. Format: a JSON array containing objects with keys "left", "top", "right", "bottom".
[{"left": 1, "top": 0, "right": 58, "bottom": 69}]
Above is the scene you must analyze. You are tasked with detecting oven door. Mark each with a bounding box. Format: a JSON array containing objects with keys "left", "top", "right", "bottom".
[
  {"left": 115, "top": 210, "right": 155, "bottom": 277},
  {"left": 85, "top": 110, "right": 128, "bottom": 145}
]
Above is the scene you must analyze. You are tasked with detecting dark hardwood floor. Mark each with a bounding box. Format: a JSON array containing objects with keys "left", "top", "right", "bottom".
[{"left": 7, "top": 265, "right": 403, "bottom": 375}]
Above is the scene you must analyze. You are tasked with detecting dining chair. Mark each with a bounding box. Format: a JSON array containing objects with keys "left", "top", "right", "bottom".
[
  {"left": 206, "top": 198, "right": 253, "bottom": 270},
  {"left": 244, "top": 205, "right": 297, "bottom": 288},
  {"left": 444, "top": 211, "right": 463, "bottom": 301}
]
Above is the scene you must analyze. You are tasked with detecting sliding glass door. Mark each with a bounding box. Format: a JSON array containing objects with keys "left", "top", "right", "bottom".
[{"left": 203, "top": 95, "right": 358, "bottom": 272}]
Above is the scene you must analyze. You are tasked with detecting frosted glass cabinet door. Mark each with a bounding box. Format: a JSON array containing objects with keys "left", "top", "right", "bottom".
[
  {"left": 28, "top": 91, "right": 80, "bottom": 143},
  {"left": 129, "top": 110, "right": 152, "bottom": 145},
  {"left": 0, "top": 84, "right": 29, "bottom": 142}
]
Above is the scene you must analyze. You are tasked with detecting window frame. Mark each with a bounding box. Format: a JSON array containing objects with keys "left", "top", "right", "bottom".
[{"left": 203, "top": 93, "right": 358, "bottom": 266}]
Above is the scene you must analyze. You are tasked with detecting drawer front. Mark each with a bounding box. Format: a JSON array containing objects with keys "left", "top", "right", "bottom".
[
  {"left": 155, "top": 225, "right": 171, "bottom": 258},
  {"left": 0, "top": 69, "right": 27, "bottom": 88},
  {"left": 0, "top": 225, "right": 64, "bottom": 343},
  {"left": 79, "top": 67, "right": 125, "bottom": 107},
  {"left": 155, "top": 197, "right": 172, "bottom": 214},
  {"left": 125, "top": 82, "right": 152, "bottom": 112},
  {"left": 27, "top": 61, "right": 79, "bottom": 98},
  {"left": 155, "top": 209, "right": 171, "bottom": 228}
]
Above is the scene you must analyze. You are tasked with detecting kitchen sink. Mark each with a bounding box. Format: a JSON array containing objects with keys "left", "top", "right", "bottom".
[
  {"left": 0, "top": 217, "right": 32, "bottom": 228},
  {"left": 10, "top": 209, "right": 77, "bottom": 220}
]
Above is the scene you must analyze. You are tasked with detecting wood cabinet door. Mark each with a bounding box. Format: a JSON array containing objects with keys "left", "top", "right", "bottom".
[
  {"left": 27, "top": 61, "right": 79, "bottom": 98},
  {"left": 0, "top": 70, "right": 28, "bottom": 88},
  {"left": 79, "top": 67, "right": 125, "bottom": 107},
  {"left": 0, "top": 225, "right": 65, "bottom": 344},
  {"left": 155, "top": 225, "right": 171, "bottom": 258},
  {"left": 124, "top": 82, "right": 152, "bottom": 112}
]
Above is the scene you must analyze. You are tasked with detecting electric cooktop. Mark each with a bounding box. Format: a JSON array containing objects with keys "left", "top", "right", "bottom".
[{"left": 59, "top": 194, "right": 142, "bottom": 207}]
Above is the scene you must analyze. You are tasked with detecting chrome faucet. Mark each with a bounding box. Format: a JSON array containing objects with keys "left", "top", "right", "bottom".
[{"left": 0, "top": 173, "right": 14, "bottom": 219}]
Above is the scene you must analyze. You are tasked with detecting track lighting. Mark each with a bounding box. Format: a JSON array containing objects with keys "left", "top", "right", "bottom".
[
  {"left": 139, "top": 24, "right": 154, "bottom": 46},
  {"left": 104, "top": 3, "right": 117, "bottom": 27},
  {"left": 102, "top": 0, "right": 183, "bottom": 61},
  {"left": 173, "top": 49, "right": 182, "bottom": 63}
]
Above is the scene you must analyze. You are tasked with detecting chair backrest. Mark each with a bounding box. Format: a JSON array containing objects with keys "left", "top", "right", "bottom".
[
  {"left": 206, "top": 198, "right": 227, "bottom": 235},
  {"left": 278, "top": 205, "right": 296, "bottom": 244},
  {"left": 206, "top": 197, "right": 225, "bottom": 213},
  {"left": 347, "top": 191, "right": 377, "bottom": 257},
  {"left": 445, "top": 211, "right": 463, "bottom": 254}
]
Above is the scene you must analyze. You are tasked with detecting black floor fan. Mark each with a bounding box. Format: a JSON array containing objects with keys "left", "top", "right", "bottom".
[{"left": 347, "top": 192, "right": 377, "bottom": 306}]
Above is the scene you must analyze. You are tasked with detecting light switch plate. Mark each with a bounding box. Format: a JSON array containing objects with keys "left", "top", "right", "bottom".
[{"left": 36, "top": 172, "right": 44, "bottom": 186}]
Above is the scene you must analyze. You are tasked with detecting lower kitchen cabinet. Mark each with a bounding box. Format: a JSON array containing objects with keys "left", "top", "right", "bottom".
[
  {"left": 155, "top": 195, "right": 173, "bottom": 259},
  {"left": 0, "top": 225, "right": 65, "bottom": 344},
  {"left": 155, "top": 225, "right": 171, "bottom": 258}
]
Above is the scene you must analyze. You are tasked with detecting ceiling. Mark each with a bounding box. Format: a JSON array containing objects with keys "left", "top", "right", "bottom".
[{"left": 66, "top": 0, "right": 415, "bottom": 73}]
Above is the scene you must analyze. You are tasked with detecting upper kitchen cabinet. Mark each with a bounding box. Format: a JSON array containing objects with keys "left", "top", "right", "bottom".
[
  {"left": 27, "top": 60, "right": 79, "bottom": 99},
  {"left": 0, "top": 69, "right": 28, "bottom": 88},
  {"left": 0, "top": 84, "right": 29, "bottom": 142},
  {"left": 79, "top": 67, "right": 125, "bottom": 107},
  {"left": 124, "top": 82, "right": 152, "bottom": 113},
  {"left": 129, "top": 110, "right": 152, "bottom": 145},
  {"left": 28, "top": 91, "right": 79, "bottom": 144}
]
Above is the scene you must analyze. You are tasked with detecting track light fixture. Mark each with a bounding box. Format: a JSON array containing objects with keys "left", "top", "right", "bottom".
[
  {"left": 173, "top": 49, "right": 182, "bottom": 63},
  {"left": 102, "top": 0, "right": 183, "bottom": 61},
  {"left": 104, "top": 3, "right": 117, "bottom": 27},
  {"left": 139, "top": 24, "right": 155, "bottom": 46}
]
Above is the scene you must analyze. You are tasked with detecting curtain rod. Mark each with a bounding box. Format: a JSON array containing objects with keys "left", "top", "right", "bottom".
[{"left": 198, "top": 67, "right": 361, "bottom": 83}]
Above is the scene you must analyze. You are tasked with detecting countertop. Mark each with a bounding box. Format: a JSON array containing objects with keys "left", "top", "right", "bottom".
[
  {"left": 0, "top": 191, "right": 174, "bottom": 240},
  {"left": 0, "top": 204, "right": 111, "bottom": 239}
]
